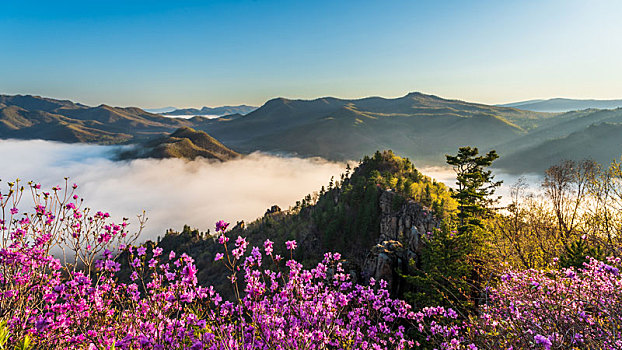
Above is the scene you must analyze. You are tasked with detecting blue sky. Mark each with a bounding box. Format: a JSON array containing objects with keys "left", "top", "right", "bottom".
[{"left": 2, "top": 0, "right": 622, "bottom": 108}]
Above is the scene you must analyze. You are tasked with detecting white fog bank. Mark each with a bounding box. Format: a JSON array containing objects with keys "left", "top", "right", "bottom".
[
  {"left": 420, "top": 166, "right": 545, "bottom": 206},
  {"left": 0, "top": 140, "right": 346, "bottom": 242},
  {"left": 0, "top": 139, "right": 547, "bottom": 243}
]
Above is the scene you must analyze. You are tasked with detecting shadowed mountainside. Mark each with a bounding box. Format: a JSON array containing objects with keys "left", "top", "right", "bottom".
[
  {"left": 0, "top": 94, "right": 193, "bottom": 144},
  {"left": 496, "top": 122, "right": 622, "bottom": 173},
  {"left": 194, "top": 92, "right": 553, "bottom": 165},
  {"left": 121, "top": 127, "right": 240, "bottom": 161},
  {"left": 6, "top": 92, "right": 622, "bottom": 172},
  {"left": 494, "top": 108, "right": 622, "bottom": 173}
]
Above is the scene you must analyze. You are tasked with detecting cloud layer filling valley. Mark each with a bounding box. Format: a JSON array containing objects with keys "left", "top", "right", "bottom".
[{"left": 0, "top": 140, "right": 346, "bottom": 242}]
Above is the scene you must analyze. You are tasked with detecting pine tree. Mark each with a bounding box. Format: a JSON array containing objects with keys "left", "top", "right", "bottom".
[
  {"left": 558, "top": 238, "right": 604, "bottom": 269},
  {"left": 402, "top": 147, "right": 501, "bottom": 313},
  {"left": 446, "top": 146, "right": 501, "bottom": 234}
]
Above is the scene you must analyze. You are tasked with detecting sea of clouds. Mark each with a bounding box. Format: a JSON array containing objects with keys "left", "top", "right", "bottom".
[
  {"left": 0, "top": 140, "right": 347, "bottom": 242},
  {"left": 0, "top": 139, "right": 544, "bottom": 243},
  {"left": 420, "top": 166, "right": 544, "bottom": 204}
]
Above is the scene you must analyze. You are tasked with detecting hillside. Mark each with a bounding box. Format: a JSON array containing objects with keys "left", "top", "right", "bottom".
[
  {"left": 13, "top": 92, "right": 622, "bottom": 172},
  {"left": 195, "top": 92, "right": 552, "bottom": 165},
  {"left": 498, "top": 98, "right": 622, "bottom": 112},
  {"left": 496, "top": 122, "right": 622, "bottom": 173},
  {"left": 0, "top": 93, "right": 556, "bottom": 167},
  {"left": 164, "top": 105, "right": 257, "bottom": 116},
  {"left": 493, "top": 108, "right": 622, "bottom": 172},
  {"left": 0, "top": 94, "right": 192, "bottom": 144},
  {"left": 149, "top": 151, "right": 455, "bottom": 297},
  {"left": 121, "top": 127, "right": 240, "bottom": 161}
]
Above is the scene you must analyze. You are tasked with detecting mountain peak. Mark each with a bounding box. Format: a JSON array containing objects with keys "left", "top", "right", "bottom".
[
  {"left": 403, "top": 91, "right": 444, "bottom": 100},
  {"left": 265, "top": 97, "right": 291, "bottom": 104}
]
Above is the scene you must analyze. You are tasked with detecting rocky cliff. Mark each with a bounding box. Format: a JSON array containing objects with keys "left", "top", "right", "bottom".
[{"left": 363, "top": 190, "right": 440, "bottom": 290}]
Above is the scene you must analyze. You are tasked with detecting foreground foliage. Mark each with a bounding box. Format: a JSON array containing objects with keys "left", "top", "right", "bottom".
[
  {"left": 0, "top": 182, "right": 420, "bottom": 349},
  {"left": 422, "top": 257, "right": 622, "bottom": 349},
  {"left": 3, "top": 149, "right": 622, "bottom": 349}
]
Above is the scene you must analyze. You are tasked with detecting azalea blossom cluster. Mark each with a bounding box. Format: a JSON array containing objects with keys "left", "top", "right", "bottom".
[
  {"left": 0, "top": 181, "right": 422, "bottom": 349},
  {"left": 3, "top": 180, "right": 621, "bottom": 349},
  {"left": 416, "top": 257, "right": 622, "bottom": 349},
  {"left": 0, "top": 179, "right": 141, "bottom": 273},
  {"left": 470, "top": 257, "right": 622, "bottom": 349}
]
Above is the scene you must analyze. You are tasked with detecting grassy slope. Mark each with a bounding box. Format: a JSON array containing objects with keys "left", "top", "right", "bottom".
[
  {"left": 124, "top": 127, "right": 240, "bottom": 161},
  {"left": 0, "top": 95, "right": 191, "bottom": 144}
]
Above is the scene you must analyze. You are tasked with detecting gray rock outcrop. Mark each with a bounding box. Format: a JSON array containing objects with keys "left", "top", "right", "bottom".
[{"left": 363, "top": 190, "right": 440, "bottom": 287}]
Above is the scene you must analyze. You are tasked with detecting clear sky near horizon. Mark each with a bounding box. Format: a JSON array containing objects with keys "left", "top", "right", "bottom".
[{"left": 1, "top": 0, "right": 622, "bottom": 108}]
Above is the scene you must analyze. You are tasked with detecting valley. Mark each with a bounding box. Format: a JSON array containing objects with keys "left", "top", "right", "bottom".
[{"left": 5, "top": 91, "right": 622, "bottom": 174}]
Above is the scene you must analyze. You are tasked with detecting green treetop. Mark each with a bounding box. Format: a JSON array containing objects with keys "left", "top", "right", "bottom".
[{"left": 446, "top": 146, "right": 501, "bottom": 233}]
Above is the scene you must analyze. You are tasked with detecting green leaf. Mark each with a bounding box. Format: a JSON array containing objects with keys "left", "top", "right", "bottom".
[
  {"left": 0, "top": 320, "right": 9, "bottom": 350},
  {"left": 15, "top": 335, "right": 33, "bottom": 350}
]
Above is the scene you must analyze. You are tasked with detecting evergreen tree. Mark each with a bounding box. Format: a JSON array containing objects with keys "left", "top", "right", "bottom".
[
  {"left": 558, "top": 238, "right": 604, "bottom": 269},
  {"left": 402, "top": 223, "right": 473, "bottom": 313},
  {"left": 446, "top": 146, "right": 501, "bottom": 233},
  {"left": 402, "top": 147, "right": 501, "bottom": 313}
]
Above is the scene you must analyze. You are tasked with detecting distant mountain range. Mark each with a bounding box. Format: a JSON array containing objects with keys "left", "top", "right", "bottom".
[
  {"left": 498, "top": 98, "right": 622, "bottom": 112},
  {"left": 3, "top": 92, "right": 622, "bottom": 173},
  {"left": 163, "top": 105, "right": 257, "bottom": 116},
  {"left": 193, "top": 92, "right": 551, "bottom": 165},
  {"left": 495, "top": 108, "right": 622, "bottom": 172}
]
